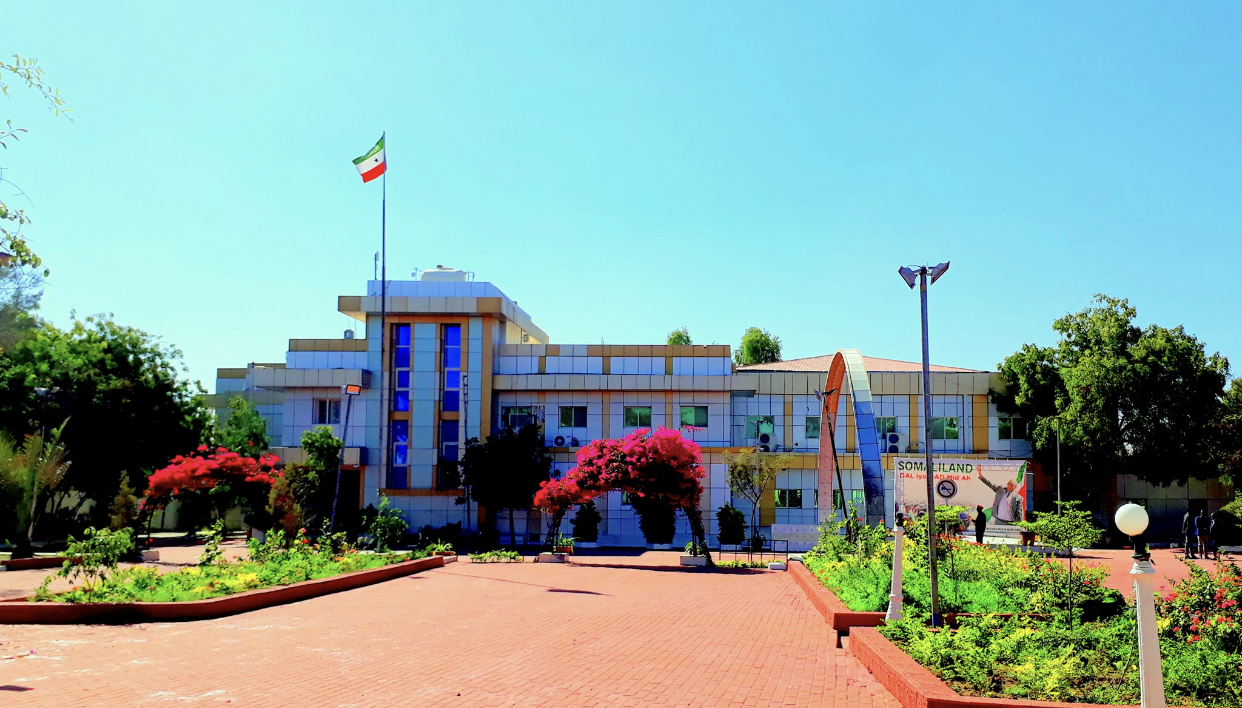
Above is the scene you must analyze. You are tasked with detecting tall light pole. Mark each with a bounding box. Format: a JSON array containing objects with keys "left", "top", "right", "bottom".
[
  {"left": 1115, "top": 503, "right": 1166, "bottom": 708},
  {"left": 330, "top": 383, "right": 363, "bottom": 532},
  {"left": 898, "top": 261, "right": 950, "bottom": 627}
]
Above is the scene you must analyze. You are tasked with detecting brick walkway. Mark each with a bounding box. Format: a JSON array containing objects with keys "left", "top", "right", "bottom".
[{"left": 0, "top": 553, "right": 899, "bottom": 708}]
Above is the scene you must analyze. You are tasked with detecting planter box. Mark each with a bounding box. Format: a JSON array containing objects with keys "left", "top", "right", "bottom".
[
  {"left": 787, "top": 560, "right": 886, "bottom": 634},
  {"left": 680, "top": 555, "right": 708, "bottom": 566},
  {"left": 536, "top": 553, "right": 568, "bottom": 563},
  {"left": 2, "top": 555, "right": 80, "bottom": 571},
  {"left": 0, "top": 555, "right": 444, "bottom": 625},
  {"left": 430, "top": 551, "right": 456, "bottom": 557},
  {"left": 848, "top": 627, "right": 1135, "bottom": 708},
  {"left": 554, "top": 547, "right": 573, "bottom": 554},
  {"left": 140, "top": 550, "right": 160, "bottom": 562},
  {"left": 768, "top": 562, "right": 788, "bottom": 571}
]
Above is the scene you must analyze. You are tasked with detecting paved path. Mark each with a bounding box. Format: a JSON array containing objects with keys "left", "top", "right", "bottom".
[
  {"left": 0, "top": 553, "right": 899, "bottom": 708},
  {"left": 1050, "top": 548, "right": 1233, "bottom": 595}
]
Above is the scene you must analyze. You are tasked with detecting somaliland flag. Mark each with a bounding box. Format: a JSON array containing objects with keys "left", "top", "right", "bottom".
[{"left": 353, "top": 135, "right": 386, "bottom": 183}]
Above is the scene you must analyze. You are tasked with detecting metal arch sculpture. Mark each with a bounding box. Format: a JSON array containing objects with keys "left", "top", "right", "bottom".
[{"left": 818, "top": 350, "right": 886, "bottom": 527}]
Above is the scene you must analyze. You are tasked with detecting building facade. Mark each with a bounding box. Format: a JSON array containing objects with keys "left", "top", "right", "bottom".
[{"left": 209, "top": 270, "right": 1226, "bottom": 546}]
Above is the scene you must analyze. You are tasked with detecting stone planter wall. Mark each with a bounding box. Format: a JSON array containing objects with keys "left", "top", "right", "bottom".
[
  {"left": 0, "top": 555, "right": 445, "bottom": 625},
  {"left": 787, "top": 559, "right": 886, "bottom": 633}
]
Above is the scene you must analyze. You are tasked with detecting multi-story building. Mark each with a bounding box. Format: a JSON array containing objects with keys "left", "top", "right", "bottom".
[{"left": 209, "top": 269, "right": 1226, "bottom": 546}]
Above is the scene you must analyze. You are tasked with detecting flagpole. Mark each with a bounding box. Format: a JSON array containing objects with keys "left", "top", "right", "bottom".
[{"left": 379, "top": 134, "right": 388, "bottom": 494}]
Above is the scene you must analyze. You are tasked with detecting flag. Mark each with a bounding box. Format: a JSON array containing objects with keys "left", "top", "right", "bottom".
[{"left": 353, "top": 135, "right": 386, "bottom": 183}]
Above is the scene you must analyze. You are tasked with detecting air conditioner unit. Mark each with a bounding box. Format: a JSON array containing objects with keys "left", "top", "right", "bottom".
[
  {"left": 553, "top": 435, "right": 567, "bottom": 447},
  {"left": 570, "top": 437, "right": 580, "bottom": 447},
  {"left": 882, "top": 432, "right": 909, "bottom": 454},
  {"left": 758, "top": 431, "right": 775, "bottom": 452}
]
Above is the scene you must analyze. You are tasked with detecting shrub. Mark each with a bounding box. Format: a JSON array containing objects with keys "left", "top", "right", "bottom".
[
  {"left": 717, "top": 559, "right": 767, "bottom": 569},
  {"left": 716, "top": 505, "right": 746, "bottom": 545},
  {"left": 369, "top": 495, "right": 407, "bottom": 551},
  {"left": 632, "top": 496, "right": 676, "bottom": 544},
  {"left": 36, "top": 526, "right": 135, "bottom": 603},
  {"left": 571, "top": 501, "right": 601, "bottom": 543},
  {"left": 469, "top": 550, "right": 523, "bottom": 563}
]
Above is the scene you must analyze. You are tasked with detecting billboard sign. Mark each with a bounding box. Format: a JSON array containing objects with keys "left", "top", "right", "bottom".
[{"left": 894, "top": 458, "right": 1030, "bottom": 537}]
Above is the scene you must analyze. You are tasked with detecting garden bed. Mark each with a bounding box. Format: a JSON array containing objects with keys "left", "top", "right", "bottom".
[
  {"left": 0, "top": 554, "right": 445, "bottom": 624},
  {"left": 1, "top": 555, "right": 81, "bottom": 571},
  {"left": 849, "top": 627, "right": 1135, "bottom": 708}
]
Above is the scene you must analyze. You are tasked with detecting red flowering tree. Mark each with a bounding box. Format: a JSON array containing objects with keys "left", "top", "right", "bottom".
[
  {"left": 534, "top": 427, "right": 712, "bottom": 565},
  {"left": 144, "top": 445, "right": 280, "bottom": 532}
]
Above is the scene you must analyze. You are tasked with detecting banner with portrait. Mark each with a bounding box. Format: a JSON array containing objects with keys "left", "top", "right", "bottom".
[{"left": 894, "top": 457, "right": 1030, "bottom": 538}]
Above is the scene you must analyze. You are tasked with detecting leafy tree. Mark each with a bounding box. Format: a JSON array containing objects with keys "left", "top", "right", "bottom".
[
  {"left": 460, "top": 424, "right": 551, "bottom": 547},
  {"left": 214, "top": 397, "right": 269, "bottom": 456},
  {"left": 0, "top": 264, "right": 42, "bottom": 352},
  {"left": 994, "top": 295, "right": 1230, "bottom": 498},
  {"left": 267, "top": 426, "right": 342, "bottom": 533},
  {"left": 1214, "top": 378, "right": 1242, "bottom": 491},
  {"left": 666, "top": 327, "right": 692, "bottom": 345},
  {"left": 108, "top": 471, "right": 139, "bottom": 532},
  {"left": 734, "top": 327, "right": 782, "bottom": 365},
  {"left": 369, "top": 495, "right": 407, "bottom": 551},
  {"left": 724, "top": 448, "right": 796, "bottom": 546},
  {"left": 0, "top": 315, "right": 212, "bottom": 527},
  {"left": 0, "top": 421, "right": 69, "bottom": 557},
  {"left": 1018, "top": 500, "right": 1103, "bottom": 627},
  {"left": 716, "top": 504, "right": 746, "bottom": 545},
  {"left": 2, "top": 53, "right": 71, "bottom": 270}
]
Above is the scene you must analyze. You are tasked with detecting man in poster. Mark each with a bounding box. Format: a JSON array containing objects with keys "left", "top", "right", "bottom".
[{"left": 978, "top": 470, "right": 1023, "bottom": 525}]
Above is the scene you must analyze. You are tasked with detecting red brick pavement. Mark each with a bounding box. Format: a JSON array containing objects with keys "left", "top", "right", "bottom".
[
  {"left": 0, "top": 553, "right": 900, "bottom": 708},
  {"left": 1051, "top": 548, "right": 1233, "bottom": 595}
]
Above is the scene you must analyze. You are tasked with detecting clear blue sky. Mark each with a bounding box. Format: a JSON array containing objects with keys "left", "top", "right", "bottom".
[{"left": 3, "top": 3, "right": 1240, "bottom": 393}]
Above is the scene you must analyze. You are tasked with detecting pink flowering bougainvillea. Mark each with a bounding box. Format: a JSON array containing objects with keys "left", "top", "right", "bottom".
[{"left": 534, "top": 427, "right": 711, "bottom": 563}]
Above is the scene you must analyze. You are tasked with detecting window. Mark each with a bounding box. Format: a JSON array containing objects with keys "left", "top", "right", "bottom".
[
  {"left": 775, "top": 489, "right": 803, "bottom": 509},
  {"left": 559, "top": 406, "right": 587, "bottom": 428},
  {"left": 875, "top": 416, "right": 898, "bottom": 435},
  {"left": 314, "top": 399, "right": 341, "bottom": 425},
  {"left": 679, "top": 406, "right": 708, "bottom": 427},
  {"left": 501, "top": 406, "right": 538, "bottom": 429},
  {"left": 441, "top": 325, "right": 462, "bottom": 413},
  {"left": 386, "top": 467, "right": 408, "bottom": 489},
  {"left": 746, "top": 415, "right": 775, "bottom": 437},
  {"left": 812, "top": 490, "right": 818, "bottom": 508},
  {"left": 389, "top": 420, "right": 409, "bottom": 488},
  {"left": 624, "top": 406, "right": 652, "bottom": 427},
  {"left": 805, "top": 416, "right": 821, "bottom": 439},
  {"left": 832, "top": 489, "right": 866, "bottom": 512},
  {"left": 440, "top": 419, "right": 460, "bottom": 462},
  {"left": 621, "top": 491, "right": 637, "bottom": 506},
  {"left": 929, "top": 417, "right": 960, "bottom": 440},
  {"left": 392, "top": 324, "right": 411, "bottom": 413},
  {"left": 998, "top": 417, "right": 1028, "bottom": 440}
]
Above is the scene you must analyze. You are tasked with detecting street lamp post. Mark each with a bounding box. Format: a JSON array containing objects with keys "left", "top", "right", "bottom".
[
  {"left": 898, "top": 261, "right": 950, "bottom": 627},
  {"left": 886, "top": 512, "right": 905, "bottom": 621},
  {"left": 329, "top": 383, "right": 363, "bottom": 532},
  {"left": 1115, "top": 503, "right": 1166, "bottom": 708}
]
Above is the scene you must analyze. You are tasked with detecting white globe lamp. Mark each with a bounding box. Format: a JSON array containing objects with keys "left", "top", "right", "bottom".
[
  {"left": 1115, "top": 503, "right": 1149, "bottom": 537},
  {"left": 1116, "top": 502, "right": 1166, "bottom": 708}
]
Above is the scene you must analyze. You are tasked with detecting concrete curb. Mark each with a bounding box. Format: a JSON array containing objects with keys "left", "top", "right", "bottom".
[
  {"left": 0, "top": 555, "right": 444, "bottom": 625},
  {"left": 787, "top": 559, "right": 886, "bottom": 633}
]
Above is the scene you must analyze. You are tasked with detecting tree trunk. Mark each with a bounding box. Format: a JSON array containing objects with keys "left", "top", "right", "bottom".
[
  {"left": 684, "top": 504, "right": 714, "bottom": 567},
  {"left": 542, "top": 507, "right": 568, "bottom": 552}
]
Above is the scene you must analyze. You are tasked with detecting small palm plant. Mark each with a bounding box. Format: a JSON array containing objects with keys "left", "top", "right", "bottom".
[{"left": 0, "top": 421, "right": 71, "bottom": 558}]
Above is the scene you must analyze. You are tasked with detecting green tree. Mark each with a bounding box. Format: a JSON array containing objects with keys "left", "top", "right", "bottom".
[
  {"left": 666, "top": 327, "right": 692, "bottom": 345},
  {"left": 215, "top": 396, "right": 269, "bottom": 456},
  {"left": 2, "top": 53, "right": 71, "bottom": 270},
  {"left": 0, "top": 265, "right": 42, "bottom": 352},
  {"left": 1017, "top": 500, "right": 1103, "bottom": 627},
  {"left": 0, "top": 315, "right": 212, "bottom": 527},
  {"left": 994, "top": 295, "right": 1230, "bottom": 497},
  {"left": 734, "top": 327, "right": 782, "bottom": 365},
  {"left": 460, "top": 424, "right": 551, "bottom": 547},
  {"left": 724, "top": 448, "right": 796, "bottom": 547},
  {"left": 267, "top": 426, "right": 342, "bottom": 533}
]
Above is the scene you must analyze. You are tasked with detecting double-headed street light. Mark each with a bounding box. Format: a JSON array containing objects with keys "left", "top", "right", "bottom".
[{"left": 898, "top": 261, "right": 950, "bottom": 627}]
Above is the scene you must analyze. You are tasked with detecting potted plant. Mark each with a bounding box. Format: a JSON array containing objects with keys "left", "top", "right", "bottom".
[
  {"left": 680, "top": 541, "right": 709, "bottom": 566},
  {"left": 553, "top": 535, "right": 575, "bottom": 554},
  {"left": 426, "top": 540, "right": 455, "bottom": 557}
]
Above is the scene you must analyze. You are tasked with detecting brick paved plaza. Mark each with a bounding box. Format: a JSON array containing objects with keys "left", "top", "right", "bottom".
[{"left": 0, "top": 553, "right": 899, "bottom": 708}]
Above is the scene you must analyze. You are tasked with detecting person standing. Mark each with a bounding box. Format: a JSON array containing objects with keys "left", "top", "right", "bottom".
[
  {"left": 974, "top": 505, "right": 988, "bottom": 545},
  {"left": 1197, "top": 509, "right": 1211, "bottom": 560},
  {"left": 1209, "top": 512, "right": 1221, "bottom": 561},
  {"left": 978, "top": 472, "right": 1022, "bottom": 525},
  {"left": 1183, "top": 507, "right": 1198, "bottom": 559}
]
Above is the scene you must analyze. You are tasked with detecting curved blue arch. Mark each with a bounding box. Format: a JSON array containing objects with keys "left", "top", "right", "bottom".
[{"left": 821, "top": 350, "right": 886, "bottom": 527}]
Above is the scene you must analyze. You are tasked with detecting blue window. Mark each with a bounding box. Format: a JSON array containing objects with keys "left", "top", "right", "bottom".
[
  {"left": 443, "top": 347, "right": 461, "bottom": 369},
  {"left": 397, "top": 371, "right": 410, "bottom": 388},
  {"left": 395, "top": 325, "right": 411, "bottom": 346},
  {"left": 441, "top": 420, "right": 460, "bottom": 444},
  {"left": 393, "top": 444, "right": 408, "bottom": 465},
  {"left": 394, "top": 348, "right": 410, "bottom": 369},
  {"left": 391, "top": 420, "right": 409, "bottom": 443},
  {"left": 444, "top": 370, "right": 460, "bottom": 388},
  {"left": 387, "top": 467, "right": 408, "bottom": 489},
  {"left": 442, "top": 390, "right": 459, "bottom": 412},
  {"left": 441, "top": 324, "right": 463, "bottom": 416},
  {"left": 444, "top": 325, "right": 461, "bottom": 347},
  {"left": 393, "top": 390, "right": 410, "bottom": 411}
]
